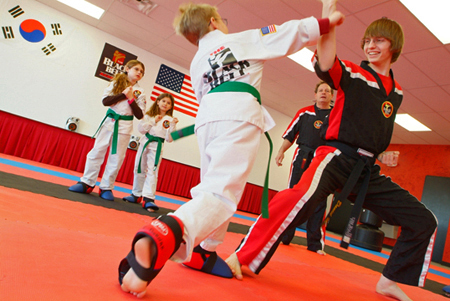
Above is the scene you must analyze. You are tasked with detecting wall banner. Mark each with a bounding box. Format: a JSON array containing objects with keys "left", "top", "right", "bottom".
[{"left": 94, "top": 42, "right": 137, "bottom": 81}]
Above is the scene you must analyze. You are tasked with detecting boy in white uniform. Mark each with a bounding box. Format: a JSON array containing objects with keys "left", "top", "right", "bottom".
[{"left": 118, "top": 2, "right": 345, "bottom": 298}]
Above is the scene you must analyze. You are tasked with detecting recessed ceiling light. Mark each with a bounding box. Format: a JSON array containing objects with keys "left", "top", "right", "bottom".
[
  {"left": 288, "top": 48, "right": 315, "bottom": 72},
  {"left": 399, "top": 0, "right": 450, "bottom": 44},
  {"left": 395, "top": 113, "right": 431, "bottom": 131},
  {"left": 57, "top": 0, "right": 104, "bottom": 20}
]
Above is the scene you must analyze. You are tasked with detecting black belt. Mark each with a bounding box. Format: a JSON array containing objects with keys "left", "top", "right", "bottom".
[
  {"left": 325, "top": 141, "right": 376, "bottom": 249},
  {"left": 299, "top": 144, "right": 315, "bottom": 154},
  {"left": 297, "top": 144, "right": 315, "bottom": 169}
]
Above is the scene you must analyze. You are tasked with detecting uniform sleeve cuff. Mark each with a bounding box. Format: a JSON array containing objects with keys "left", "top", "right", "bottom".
[{"left": 317, "top": 18, "right": 330, "bottom": 35}]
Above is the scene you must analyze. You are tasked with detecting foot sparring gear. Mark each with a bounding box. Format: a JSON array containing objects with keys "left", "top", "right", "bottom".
[
  {"left": 182, "top": 246, "right": 233, "bottom": 278},
  {"left": 99, "top": 189, "right": 114, "bottom": 201},
  {"left": 143, "top": 197, "right": 159, "bottom": 212},
  {"left": 444, "top": 285, "right": 450, "bottom": 297},
  {"left": 118, "top": 215, "right": 184, "bottom": 285},
  {"left": 123, "top": 194, "right": 142, "bottom": 204},
  {"left": 68, "top": 181, "right": 94, "bottom": 194}
]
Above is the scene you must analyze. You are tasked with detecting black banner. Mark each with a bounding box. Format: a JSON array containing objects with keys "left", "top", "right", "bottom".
[{"left": 95, "top": 43, "right": 137, "bottom": 81}]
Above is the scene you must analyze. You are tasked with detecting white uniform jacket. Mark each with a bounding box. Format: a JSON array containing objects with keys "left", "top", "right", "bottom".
[
  {"left": 190, "top": 17, "right": 321, "bottom": 133},
  {"left": 101, "top": 82, "right": 146, "bottom": 135},
  {"left": 138, "top": 114, "right": 176, "bottom": 148}
]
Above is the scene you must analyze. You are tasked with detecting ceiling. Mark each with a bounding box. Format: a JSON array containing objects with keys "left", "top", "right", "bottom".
[{"left": 37, "top": 0, "right": 450, "bottom": 145}]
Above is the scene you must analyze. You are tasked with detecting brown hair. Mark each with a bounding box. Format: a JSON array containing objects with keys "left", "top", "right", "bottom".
[
  {"left": 173, "top": 3, "right": 219, "bottom": 45},
  {"left": 360, "top": 17, "right": 404, "bottom": 63},
  {"left": 314, "top": 81, "right": 334, "bottom": 96},
  {"left": 111, "top": 60, "right": 145, "bottom": 95},
  {"left": 146, "top": 93, "right": 175, "bottom": 117}
]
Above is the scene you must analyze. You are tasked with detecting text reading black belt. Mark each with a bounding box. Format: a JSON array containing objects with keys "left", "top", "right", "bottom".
[
  {"left": 92, "top": 108, "right": 133, "bottom": 155},
  {"left": 325, "top": 141, "right": 376, "bottom": 249},
  {"left": 170, "top": 81, "right": 273, "bottom": 219}
]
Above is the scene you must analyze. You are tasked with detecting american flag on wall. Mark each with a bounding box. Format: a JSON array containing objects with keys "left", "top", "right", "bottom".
[{"left": 151, "top": 64, "right": 198, "bottom": 117}]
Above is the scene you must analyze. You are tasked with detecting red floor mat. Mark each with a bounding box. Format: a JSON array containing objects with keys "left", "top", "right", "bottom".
[{"left": 0, "top": 186, "right": 446, "bottom": 301}]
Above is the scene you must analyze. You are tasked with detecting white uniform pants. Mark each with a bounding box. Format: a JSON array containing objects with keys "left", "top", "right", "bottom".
[
  {"left": 131, "top": 142, "right": 161, "bottom": 199},
  {"left": 81, "top": 126, "right": 130, "bottom": 190},
  {"left": 171, "top": 120, "right": 262, "bottom": 262}
]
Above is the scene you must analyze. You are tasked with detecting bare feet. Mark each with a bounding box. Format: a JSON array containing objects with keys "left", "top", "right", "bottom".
[
  {"left": 225, "top": 252, "right": 243, "bottom": 280},
  {"left": 316, "top": 250, "right": 326, "bottom": 256},
  {"left": 376, "top": 274, "right": 412, "bottom": 301},
  {"left": 121, "top": 237, "right": 153, "bottom": 298}
]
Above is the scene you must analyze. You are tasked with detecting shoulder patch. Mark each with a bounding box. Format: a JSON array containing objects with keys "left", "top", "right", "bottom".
[{"left": 260, "top": 25, "right": 277, "bottom": 36}]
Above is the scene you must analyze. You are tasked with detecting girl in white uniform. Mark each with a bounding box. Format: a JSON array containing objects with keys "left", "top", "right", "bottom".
[
  {"left": 123, "top": 93, "right": 178, "bottom": 211},
  {"left": 69, "top": 60, "right": 146, "bottom": 201},
  {"left": 119, "top": 3, "right": 345, "bottom": 298}
]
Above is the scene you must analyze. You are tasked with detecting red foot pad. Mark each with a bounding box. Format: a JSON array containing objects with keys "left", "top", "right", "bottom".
[{"left": 119, "top": 215, "right": 184, "bottom": 284}]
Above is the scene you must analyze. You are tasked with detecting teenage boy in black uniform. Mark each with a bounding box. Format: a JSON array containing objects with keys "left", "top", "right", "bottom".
[{"left": 226, "top": 2, "right": 437, "bottom": 301}]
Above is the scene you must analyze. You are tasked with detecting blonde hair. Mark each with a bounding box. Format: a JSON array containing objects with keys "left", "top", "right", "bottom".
[
  {"left": 146, "top": 93, "right": 175, "bottom": 117},
  {"left": 173, "top": 3, "right": 219, "bottom": 45},
  {"left": 111, "top": 60, "right": 145, "bottom": 95},
  {"left": 360, "top": 17, "right": 404, "bottom": 63}
]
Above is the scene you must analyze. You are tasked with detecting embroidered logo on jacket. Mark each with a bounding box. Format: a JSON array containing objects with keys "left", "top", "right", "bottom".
[
  {"left": 314, "top": 120, "right": 323, "bottom": 129},
  {"left": 381, "top": 101, "right": 394, "bottom": 118},
  {"left": 163, "top": 120, "right": 170, "bottom": 129},
  {"left": 133, "top": 90, "right": 141, "bottom": 99}
]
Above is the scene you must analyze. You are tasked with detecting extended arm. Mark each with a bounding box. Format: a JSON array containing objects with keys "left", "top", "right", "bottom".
[{"left": 317, "top": 0, "right": 343, "bottom": 71}]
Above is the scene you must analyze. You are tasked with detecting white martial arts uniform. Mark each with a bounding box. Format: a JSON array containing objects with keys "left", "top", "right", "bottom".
[
  {"left": 131, "top": 114, "right": 176, "bottom": 199},
  {"left": 171, "top": 17, "right": 322, "bottom": 262},
  {"left": 81, "top": 82, "right": 146, "bottom": 190}
]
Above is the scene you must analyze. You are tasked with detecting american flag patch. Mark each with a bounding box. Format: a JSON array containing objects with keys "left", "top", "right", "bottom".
[{"left": 260, "top": 25, "right": 276, "bottom": 36}]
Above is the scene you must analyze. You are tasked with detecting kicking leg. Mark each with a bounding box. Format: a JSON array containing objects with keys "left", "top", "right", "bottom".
[{"left": 118, "top": 215, "right": 184, "bottom": 298}]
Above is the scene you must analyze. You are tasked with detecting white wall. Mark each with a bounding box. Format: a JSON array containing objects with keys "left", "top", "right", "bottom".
[{"left": 0, "top": 0, "right": 297, "bottom": 191}]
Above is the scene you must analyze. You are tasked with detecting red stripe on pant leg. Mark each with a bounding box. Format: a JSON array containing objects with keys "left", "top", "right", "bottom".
[{"left": 236, "top": 148, "right": 337, "bottom": 271}]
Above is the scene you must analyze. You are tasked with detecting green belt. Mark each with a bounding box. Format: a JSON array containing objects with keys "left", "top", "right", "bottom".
[
  {"left": 138, "top": 133, "right": 165, "bottom": 173},
  {"left": 92, "top": 108, "right": 133, "bottom": 155},
  {"left": 171, "top": 81, "right": 273, "bottom": 218}
]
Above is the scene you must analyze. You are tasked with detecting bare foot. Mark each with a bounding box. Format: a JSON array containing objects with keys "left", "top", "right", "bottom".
[
  {"left": 121, "top": 237, "right": 153, "bottom": 298},
  {"left": 316, "top": 250, "right": 326, "bottom": 256},
  {"left": 225, "top": 252, "right": 243, "bottom": 280},
  {"left": 376, "top": 275, "right": 412, "bottom": 301}
]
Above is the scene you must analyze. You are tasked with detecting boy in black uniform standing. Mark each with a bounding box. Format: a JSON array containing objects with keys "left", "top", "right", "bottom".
[{"left": 226, "top": 2, "right": 437, "bottom": 301}]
